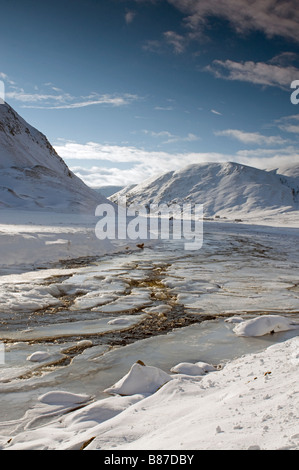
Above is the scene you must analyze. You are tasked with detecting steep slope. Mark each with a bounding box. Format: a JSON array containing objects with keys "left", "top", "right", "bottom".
[
  {"left": 111, "top": 162, "right": 299, "bottom": 219},
  {"left": 272, "top": 161, "right": 299, "bottom": 178},
  {"left": 0, "top": 102, "right": 108, "bottom": 213}
]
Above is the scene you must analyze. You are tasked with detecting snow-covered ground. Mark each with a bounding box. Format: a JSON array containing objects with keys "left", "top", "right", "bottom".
[
  {"left": 0, "top": 210, "right": 123, "bottom": 274},
  {"left": 1, "top": 101, "right": 298, "bottom": 450},
  {"left": 0, "top": 213, "right": 298, "bottom": 450},
  {"left": 1, "top": 332, "right": 298, "bottom": 450}
]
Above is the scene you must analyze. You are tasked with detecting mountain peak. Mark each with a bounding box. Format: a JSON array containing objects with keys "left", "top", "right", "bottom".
[
  {"left": 0, "top": 101, "right": 70, "bottom": 175},
  {"left": 112, "top": 161, "right": 299, "bottom": 219},
  {"left": 0, "top": 102, "right": 107, "bottom": 213}
]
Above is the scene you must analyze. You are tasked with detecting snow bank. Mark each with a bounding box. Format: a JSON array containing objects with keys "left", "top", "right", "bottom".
[
  {"left": 104, "top": 362, "right": 172, "bottom": 396},
  {"left": 2, "top": 336, "right": 299, "bottom": 450},
  {"left": 233, "top": 315, "right": 299, "bottom": 337},
  {"left": 88, "top": 336, "right": 299, "bottom": 450}
]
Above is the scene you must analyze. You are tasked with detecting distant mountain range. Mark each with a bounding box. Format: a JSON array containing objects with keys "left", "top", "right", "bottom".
[
  {"left": 0, "top": 102, "right": 108, "bottom": 213},
  {"left": 111, "top": 161, "right": 299, "bottom": 219},
  {"left": 1, "top": 102, "right": 298, "bottom": 220}
]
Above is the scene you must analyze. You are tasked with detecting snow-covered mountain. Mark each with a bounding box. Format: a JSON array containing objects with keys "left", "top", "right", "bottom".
[
  {"left": 272, "top": 162, "right": 299, "bottom": 178},
  {"left": 111, "top": 162, "right": 299, "bottom": 219},
  {"left": 0, "top": 102, "right": 108, "bottom": 213}
]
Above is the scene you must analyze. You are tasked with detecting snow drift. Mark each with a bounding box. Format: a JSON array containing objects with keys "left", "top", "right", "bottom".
[
  {"left": 104, "top": 361, "right": 172, "bottom": 396},
  {"left": 233, "top": 315, "right": 299, "bottom": 337}
]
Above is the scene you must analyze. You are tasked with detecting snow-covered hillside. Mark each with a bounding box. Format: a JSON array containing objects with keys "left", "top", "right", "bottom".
[
  {"left": 273, "top": 161, "right": 299, "bottom": 178},
  {"left": 0, "top": 102, "right": 108, "bottom": 213},
  {"left": 111, "top": 162, "right": 299, "bottom": 220}
]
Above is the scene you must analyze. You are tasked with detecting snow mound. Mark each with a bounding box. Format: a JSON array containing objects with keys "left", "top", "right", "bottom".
[
  {"left": 27, "top": 351, "right": 52, "bottom": 362},
  {"left": 170, "top": 361, "right": 216, "bottom": 376},
  {"left": 38, "top": 391, "right": 90, "bottom": 406},
  {"left": 233, "top": 315, "right": 299, "bottom": 337},
  {"left": 104, "top": 362, "right": 172, "bottom": 396}
]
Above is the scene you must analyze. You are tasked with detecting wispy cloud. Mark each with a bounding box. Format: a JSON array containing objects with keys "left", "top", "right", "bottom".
[
  {"left": 205, "top": 59, "right": 299, "bottom": 90},
  {"left": 125, "top": 10, "right": 136, "bottom": 25},
  {"left": 142, "top": 1, "right": 299, "bottom": 58},
  {"left": 154, "top": 105, "right": 174, "bottom": 111},
  {"left": 167, "top": 0, "right": 299, "bottom": 44},
  {"left": 163, "top": 30, "right": 187, "bottom": 54},
  {"left": 142, "top": 129, "right": 200, "bottom": 144},
  {"left": 143, "top": 30, "right": 188, "bottom": 55},
  {"left": 211, "top": 109, "right": 222, "bottom": 116},
  {"left": 214, "top": 129, "right": 287, "bottom": 146},
  {"left": 276, "top": 114, "right": 299, "bottom": 134},
  {"left": 1, "top": 74, "right": 139, "bottom": 109},
  {"left": 21, "top": 93, "right": 139, "bottom": 109}
]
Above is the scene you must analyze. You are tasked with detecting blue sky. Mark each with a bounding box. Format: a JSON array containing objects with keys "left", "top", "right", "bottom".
[{"left": 1, "top": 0, "right": 299, "bottom": 187}]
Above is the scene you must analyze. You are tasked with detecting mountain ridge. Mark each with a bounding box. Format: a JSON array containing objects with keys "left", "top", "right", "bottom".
[
  {"left": 0, "top": 102, "right": 108, "bottom": 213},
  {"left": 111, "top": 161, "right": 299, "bottom": 219}
]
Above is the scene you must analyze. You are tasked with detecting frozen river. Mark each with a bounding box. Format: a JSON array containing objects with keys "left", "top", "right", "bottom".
[{"left": 0, "top": 221, "right": 299, "bottom": 428}]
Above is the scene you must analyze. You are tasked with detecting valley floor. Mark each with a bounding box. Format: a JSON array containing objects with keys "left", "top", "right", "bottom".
[{"left": 0, "top": 210, "right": 298, "bottom": 450}]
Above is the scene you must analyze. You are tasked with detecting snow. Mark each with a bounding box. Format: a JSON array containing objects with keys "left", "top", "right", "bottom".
[
  {"left": 0, "top": 210, "right": 136, "bottom": 274},
  {"left": 0, "top": 216, "right": 298, "bottom": 449},
  {"left": 170, "top": 361, "right": 216, "bottom": 376},
  {"left": 0, "top": 102, "right": 109, "bottom": 214},
  {"left": 1, "top": 337, "right": 298, "bottom": 450},
  {"left": 38, "top": 391, "right": 90, "bottom": 406},
  {"left": 27, "top": 351, "right": 53, "bottom": 363},
  {"left": 112, "top": 161, "right": 299, "bottom": 226},
  {"left": 0, "top": 103, "right": 298, "bottom": 450},
  {"left": 233, "top": 315, "right": 299, "bottom": 337},
  {"left": 104, "top": 362, "right": 172, "bottom": 396}
]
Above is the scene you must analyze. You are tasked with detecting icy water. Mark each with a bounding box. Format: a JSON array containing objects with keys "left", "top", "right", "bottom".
[{"left": 1, "top": 222, "right": 299, "bottom": 423}]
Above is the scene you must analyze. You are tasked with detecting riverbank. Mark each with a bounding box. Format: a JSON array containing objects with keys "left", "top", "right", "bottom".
[{"left": 2, "top": 334, "right": 298, "bottom": 450}]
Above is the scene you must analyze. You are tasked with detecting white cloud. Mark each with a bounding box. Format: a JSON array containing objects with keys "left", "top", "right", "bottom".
[
  {"left": 0, "top": 72, "right": 16, "bottom": 86},
  {"left": 1, "top": 74, "right": 139, "bottom": 109},
  {"left": 125, "top": 10, "right": 136, "bottom": 24},
  {"left": 142, "top": 129, "right": 200, "bottom": 144},
  {"left": 167, "top": 0, "right": 299, "bottom": 44},
  {"left": 55, "top": 140, "right": 299, "bottom": 187},
  {"left": 276, "top": 114, "right": 299, "bottom": 134},
  {"left": 211, "top": 109, "right": 222, "bottom": 116},
  {"left": 5, "top": 89, "right": 73, "bottom": 104},
  {"left": 163, "top": 31, "right": 186, "bottom": 54},
  {"left": 154, "top": 105, "right": 174, "bottom": 111},
  {"left": 214, "top": 129, "right": 287, "bottom": 145},
  {"left": 20, "top": 93, "right": 139, "bottom": 109},
  {"left": 206, "top": 59, "right": 299, "bottom": 90},
  {"left": 142, "top": 1, "right": 299, "bottom": 58}
]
